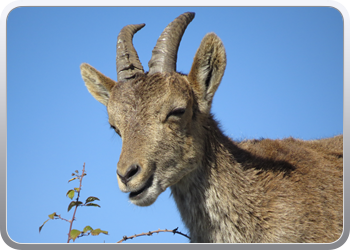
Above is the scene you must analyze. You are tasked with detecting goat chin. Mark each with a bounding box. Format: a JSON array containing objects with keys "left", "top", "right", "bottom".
[{"left": 129, "top": 178, "right": 164, "bottom": 207}]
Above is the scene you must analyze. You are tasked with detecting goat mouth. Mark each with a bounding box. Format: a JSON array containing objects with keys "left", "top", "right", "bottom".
[{"left": 129, "top": 175, "right": 154, "bottom": 200}]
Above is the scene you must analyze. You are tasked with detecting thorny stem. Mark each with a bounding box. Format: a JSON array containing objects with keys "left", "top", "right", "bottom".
[
  {"left": 117, "top": 227, "right": 191, "bottom": 243},
  {"left": 67, "top": 162, "right": 86, "bottom": 243}
]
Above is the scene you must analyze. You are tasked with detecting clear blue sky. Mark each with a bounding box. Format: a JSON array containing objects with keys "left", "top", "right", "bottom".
[{"left": 7, "top": 7, "right": 343, "bottom": 243}]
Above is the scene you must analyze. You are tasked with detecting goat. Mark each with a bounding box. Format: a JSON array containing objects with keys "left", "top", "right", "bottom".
[{"left": 80, "top": 12, "right": 343, "bottom": 243}]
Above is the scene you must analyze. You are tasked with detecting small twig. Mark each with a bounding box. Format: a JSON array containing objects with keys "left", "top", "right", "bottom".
[
  {"left": 56, "top": 214, "right": 70, "bottom": 223},
  {"left": 172, "top": 227, "right": 191, "bottom": 240},
  {"left": 67, "top": 163, "right": 86, "bottom": 243},
  {"left": 77, "top": 232, "right": 90, "bottom": 238},
  {"left": 117, "top": 228, "right": 191, "bottom": 243}
]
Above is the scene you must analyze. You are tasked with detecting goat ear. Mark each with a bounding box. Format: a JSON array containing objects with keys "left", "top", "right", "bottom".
[
  {"left": 188, "top": 33, "right": 226, "bottom": 113},
  {"left": 80, "top": 63, "right": 117, "bottom": 106}
]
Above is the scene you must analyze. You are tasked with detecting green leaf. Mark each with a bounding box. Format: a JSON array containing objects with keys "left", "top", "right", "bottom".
[
  {"left": 48, "top": 212, "right": 57, "bottom": 219},
  {"left": 83, "top": 225, "right": 93, "bottom": 233},
  {"left": 68, "top": 201, "right": 76, "bottom": 212},
  {"left": 66, "top": 190, "right": 75, "bottom": 200},
  {"left": 39, "top": 219, "right": 50, "bottom": 233},
  {"left": 69, "top": 229, "right": 81, "bottom": 242},
  {"left": 90, "top": 228, "right": 108, "bottom": 236},
  {"left": 85, "top": 196, "right": 100, "bottom": 204},
  {"left": 68, "top": 201, "right": 83, "bottom": 212},
  {"left": 68, "top": 177, "right": 78, "bottom": 183},
  {"left": 39, "top": 214, "right": 59, "bottom": 232},
  {"left": 85, "top": 203, "right": 100, "bottom": 208},
  {"left": 74, "top": 187, "right": 80, "bottom": 192}
]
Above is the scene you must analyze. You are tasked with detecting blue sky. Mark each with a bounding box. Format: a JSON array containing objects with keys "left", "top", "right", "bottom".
[{"left": 6, "top": 7, "right": 343, "bottom": 243}]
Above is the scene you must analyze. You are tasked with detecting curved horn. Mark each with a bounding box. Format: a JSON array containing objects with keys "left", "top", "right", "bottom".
[
  {"left": 117, "top": 24, "right": 145, "bottom": 82},
  {"left": 148, "top": 12, "right": 195, "bottom": 75}
]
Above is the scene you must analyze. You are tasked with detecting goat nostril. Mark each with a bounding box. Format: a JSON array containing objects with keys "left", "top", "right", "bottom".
[
  {"left": 125, "top": 164, "right": 141, "bottom": 181},
  {"left": 118, "top": 164, "right": 141, "bottom": 185}
]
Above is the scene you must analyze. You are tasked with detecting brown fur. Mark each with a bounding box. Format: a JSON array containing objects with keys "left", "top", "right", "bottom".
[{"left": 80, "top": 25, "right": 343, "bottom": 243}]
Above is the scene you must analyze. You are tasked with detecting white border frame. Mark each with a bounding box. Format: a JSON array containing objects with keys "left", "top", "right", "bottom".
[{"left": 1, "top": 1, "right": 348, "bottom": 249}]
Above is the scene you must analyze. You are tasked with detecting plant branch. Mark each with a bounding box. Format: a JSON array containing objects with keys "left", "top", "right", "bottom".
[
  {"left": 67, "top": 163, "right": 86, "bottom": 243},
  {"left": 56, "top": 214, "right": 70, "bottom": 223},
  {"left": 117, "top": 227, "right": 191, "bottom": 243}
]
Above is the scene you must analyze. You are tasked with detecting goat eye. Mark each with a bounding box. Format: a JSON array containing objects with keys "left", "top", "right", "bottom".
[{"left": 168, "top": 108, "right": 186, "bottom": 118}]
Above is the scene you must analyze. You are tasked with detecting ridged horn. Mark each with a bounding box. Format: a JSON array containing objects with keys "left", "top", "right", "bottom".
[
  {"left": 148, "top": 12, "right": 195, "bottom": 75},
  {"left": 117, "top": 24, "right": 145, "bottom": 82}
]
